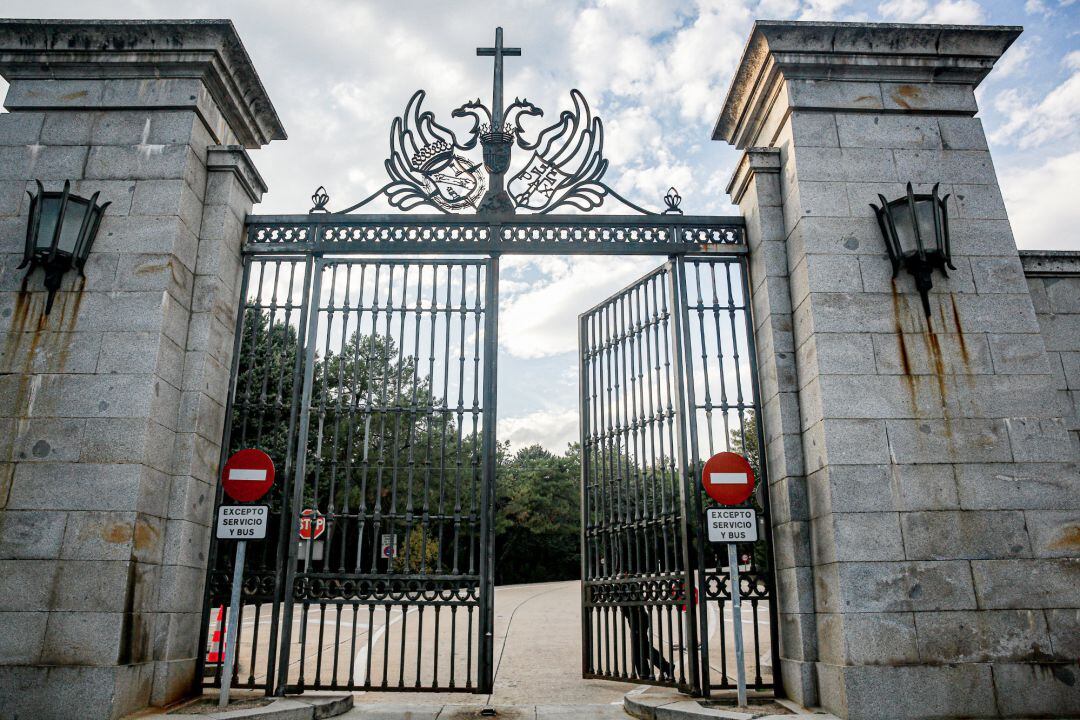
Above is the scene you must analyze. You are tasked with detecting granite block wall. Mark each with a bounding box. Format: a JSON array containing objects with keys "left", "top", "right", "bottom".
[{"left": 0, "top": 20, "right": 281, "bottom": 719}]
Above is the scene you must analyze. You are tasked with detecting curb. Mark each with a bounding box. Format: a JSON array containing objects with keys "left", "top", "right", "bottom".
[
  {"left": 624, "top": 691, "right": 836, "bottom": 720},
  {"left": 165, "top": 694, "right": 353, "bottom": 720}
]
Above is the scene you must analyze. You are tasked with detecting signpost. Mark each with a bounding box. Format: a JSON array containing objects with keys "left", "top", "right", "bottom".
[
  {"left": 217, "top": 449, "right": 274, "bottom": 707},
  {"left": 701, "top": 451, "right": 755, "bottom": 708}
]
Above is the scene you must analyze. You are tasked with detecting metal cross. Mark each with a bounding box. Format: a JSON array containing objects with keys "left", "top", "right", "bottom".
[{"left": 477, "top": 27, "right": 520, "bottom": 129}]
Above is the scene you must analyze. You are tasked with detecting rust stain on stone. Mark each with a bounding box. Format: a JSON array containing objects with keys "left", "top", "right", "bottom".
[
  {"left": 926, "top": 329, "right": 949, "bottom": 398},
  {"left": 949, "top": 294, "right": 970, "bottom": 367},
  {"left": 3, "top": 288, "right": 32, "bottom": 366},
  {"left": 1048, "top": 525, "right": 1080, "bottom": 550},
  {"left": 53, "top": 280, "right": 82, "bottom": 373},
  {"left": 892, "top": 282, "right": 917, "bottom": 408},
  {"left": 925, "top": 328, "right": 951, "bottom": 442},
  {"left": 58, "top": 90, "right": 88, "bottom": 100},
  {"left": 133, "top": 519, "right": 159, "bottom": 550},
  {"left": 103, "top": 522, "right": 133, "bottom": 544},
  {"left": 891, "top": 84, "right": 920, "bottom": 110},
  {"left": 134, "top": 262, "right": 165, "bottom": 276}
]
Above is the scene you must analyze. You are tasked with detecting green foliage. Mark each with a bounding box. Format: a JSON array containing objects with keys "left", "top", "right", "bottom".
[
  {"left": 494, "top": 443, "right": 582, "bottom": 584},
  {"left": 229, "top": 310, "right": 771, "bottom": 584},
  {"left": 229, "top": 308, "right": 303, "bottom": 513},
  {"left": 727, "top": 410, "right": 760, "bottom": 475},
  {"left": 231, "top": 311, "right": 583, "bottom": 583},
  {"left": 392, "top": 527, "right": 442, "bottom": 573}
]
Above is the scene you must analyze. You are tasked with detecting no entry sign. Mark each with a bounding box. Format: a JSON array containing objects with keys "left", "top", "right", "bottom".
[
  {"left": 221, "top": 449, "right": 275, "bottom": 503},
  {"left": 701, "top": 451, "right": 755, "bottom": 506}
]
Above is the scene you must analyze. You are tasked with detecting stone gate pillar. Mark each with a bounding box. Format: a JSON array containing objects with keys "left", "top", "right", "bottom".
[
  {"left": 0, "top": 20, "right": 284, "bottom": 718},
  {"left": 717, "top": 21, "right": 1079, "bottom": 719}
]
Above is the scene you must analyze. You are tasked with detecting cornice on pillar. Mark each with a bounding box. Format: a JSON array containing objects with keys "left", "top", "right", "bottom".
[
  {"left": 714, "top": 20, "right": 1022, "bottom": 149},
  {"left": 727, "top": 147, "right": 781, "bottom": 206},
  {"left": 207, "top": 145, "right": 269, "bottom": 204},
  {"left": 0, "top": 19, "right": 286, "bottom": 149}
]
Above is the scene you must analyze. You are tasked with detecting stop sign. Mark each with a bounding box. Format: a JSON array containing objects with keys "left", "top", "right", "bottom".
[
  {"left": 221, "top": 449, "right": 275, "bottom": 503},
  {"left": 298, "top": 509, "right": 326, "bottom": 541},
  {"left": 701, "top": 451, "right": 755, "bottom": 506}
]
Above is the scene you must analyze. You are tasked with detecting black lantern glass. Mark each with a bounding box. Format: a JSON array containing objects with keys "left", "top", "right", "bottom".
[
  {"left": 19, "top": 180, "right": 110, "bottom": 314},
  {"left": 870, "top": 182, "right": 955, "bottom": 317}
]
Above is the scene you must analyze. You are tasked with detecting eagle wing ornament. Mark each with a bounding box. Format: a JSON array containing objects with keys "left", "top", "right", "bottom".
[
  {"left": 508, "top": 90, "right": 609, "bottom": 213},
  {"left": 385, "top": 90, "right": 486, "bottom": 212}
]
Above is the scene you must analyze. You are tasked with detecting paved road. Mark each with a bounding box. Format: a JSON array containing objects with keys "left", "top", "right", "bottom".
[
  {"left": 220, "top": 579, "right": 771, "bottom": 704},
  {"left": 349, "top": 579, "right": 772, "bottom": 706},
  {"left": 350, "top": 580, "right": 639, "bottom": 706}
]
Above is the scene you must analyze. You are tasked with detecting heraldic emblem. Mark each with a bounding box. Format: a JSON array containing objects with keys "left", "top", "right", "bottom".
[{"left": 322, "top": 28, "right": 683, "bottom": 217}]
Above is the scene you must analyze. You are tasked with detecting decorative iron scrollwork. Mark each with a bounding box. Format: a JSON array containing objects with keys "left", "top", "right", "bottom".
[
  {"left": 319, "top": 28, "right": 689, "bottom": 217},
  {"left": 331, "top": 88, "right": 683, "bottom": 217}
]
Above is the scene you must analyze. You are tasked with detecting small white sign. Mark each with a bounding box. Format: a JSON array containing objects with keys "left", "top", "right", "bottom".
[
  {"left": 216, "top": 505, "right": 269, "bottom": 540},
  {"left": 381, "top": 533, "right": 398, "bottom": 559},
  {"left": 707, "top": 508, "right": 758, "bottom": 543}
]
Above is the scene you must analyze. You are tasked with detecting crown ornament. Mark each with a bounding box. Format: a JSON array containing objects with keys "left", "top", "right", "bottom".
[
  {"left": 479, "top": 123, "right": 515, "bottom": 145},
  {"left": 410, "top": 139, "right": 454, "bottom": 172}
]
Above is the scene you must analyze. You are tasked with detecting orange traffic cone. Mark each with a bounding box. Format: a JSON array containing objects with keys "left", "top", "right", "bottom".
[{"left": 206, "top": 605, "right": 225, "bottom": 664}]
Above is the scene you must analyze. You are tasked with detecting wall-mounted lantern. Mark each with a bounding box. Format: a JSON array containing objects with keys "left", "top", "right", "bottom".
[
  {"left": 19, "top": 180, "right": 110, "bottom": 314},
  {"left": 870, "top": 182, "right": 954, "bottom": 318}
]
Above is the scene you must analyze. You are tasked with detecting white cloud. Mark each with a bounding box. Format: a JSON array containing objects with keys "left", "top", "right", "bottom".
[
  {"left": 878, "top": 0, "right": 984, "bottom": 23},
  {"left": 1000, "top": 150, "right": 1080, "bottom": 251},
  {"left": 499, "top": 408, "right": 580, "bottom": 452},
  {"left": 499, "top": 256, "right": 656, "bottom": 359},
  {"left": 990, "top": 41, "right": 1032, "bottom": 80},
  {"left": 757, "top": 0, "right": 802, "bottom": 15},
  {"left": 990, "top": 55, "right": 1080, "bottom": 149},
  {"left": 799, "top": 0, "right": 857, "bottom": 19}
]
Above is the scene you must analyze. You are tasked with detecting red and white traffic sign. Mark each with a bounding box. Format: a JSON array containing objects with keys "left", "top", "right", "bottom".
[
  {"left": 221, "top": 449, "right": 275, "bottom": 503},
  {"left": 701, "top": 451, "right": 755, "bottom": 506},
  {"left": 298, "top": 509, "right": 326, "bottom": 541}
]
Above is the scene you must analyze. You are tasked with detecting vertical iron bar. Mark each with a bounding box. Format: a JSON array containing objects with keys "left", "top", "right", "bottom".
[
  {"left": 681, "top": 259, "right": 713, "bottom": 697},
  {"left": 266, "top": 256, "right": 313, "bottom": 694},
  {"left": 667, "top": 256, "right": 700, "bottom": 694},
  {"left": 578, "top": 310, "right": 591, "bottom": 678},
  {"left": 478, "top": 254, "right": 499, "bottom": 693},
  {"left": 276, "top": 257, "right": 325, "bottom": 694}
]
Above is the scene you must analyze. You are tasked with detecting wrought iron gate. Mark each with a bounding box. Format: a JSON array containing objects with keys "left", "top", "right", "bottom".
[
  {"left": 281, "top": 257, "right": 498, "bottom": 692},
  {"left": 196, "top": 27, "right": 773, "bottom": 701},
  {"left": 580, "top": 256, "right": 776, "bottom": 696}
]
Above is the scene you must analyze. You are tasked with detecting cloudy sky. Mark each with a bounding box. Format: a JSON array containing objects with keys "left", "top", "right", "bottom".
[{"left": 3, "top": 0, "right": 1079, "bottom": 451}]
